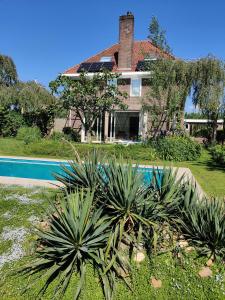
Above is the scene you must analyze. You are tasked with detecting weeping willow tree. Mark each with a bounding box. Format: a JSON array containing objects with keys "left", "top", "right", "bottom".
[
  {"left": 143, "top": 58, "right": 193, "bottom": 137},
  {"left": 0, "top": 80, "right": 57, "bottom": 136},
  {"left": 192, "top": 56, "right": 225, "bottom": 143},
  {"left": 143, "top": 56, "right": 225, "bottom": 142},
  {"left": 0, "top": 81, "right": 56, "bottom": 111},
  {"left": 0, "top": 53, "right": 57, "bottom": 136}
]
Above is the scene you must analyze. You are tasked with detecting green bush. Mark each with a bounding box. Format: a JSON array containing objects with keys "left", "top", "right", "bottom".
[
  {"left": 216, "top": 130, "right": 225, "bottom": 143},
  {"left": 150, "top": 136, "right": 202, "bottom": 161},
  {"left": 0, "top": 107, "right": 25, "bottom": 137},
  {"left": 27, "top": 139, "right": 74, "bottom": 156},
  {"left": 210, "top": 144, "right": 225, "bottom": 166},
  {"left": 17, "top": 126, "right": 42, "bottom": 144},
  {"left": 192, "top": 126, "right": 211, "bottom": 138},
  {"left": 23, "top": 106, "right": 55, "bottom": 136},
  {"left": 50, "top": 131, "right": 66, "bottom": 140},
  {"left": 113, "top": 144, "right": 157, "bottom": 161},
  {"left": 1, "top": 111, "right": 25, "bottom": 137},
  {"left": 63, "top": 127, "right": 81, "bottom": 142}
]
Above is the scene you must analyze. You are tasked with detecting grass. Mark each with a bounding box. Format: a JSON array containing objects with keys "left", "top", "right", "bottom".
[
  {"left": 0, "top": 186, "right": 224, "bottom": 300},
  {"left": 0, "top": 138, "right": 224, "bottom": 197}
]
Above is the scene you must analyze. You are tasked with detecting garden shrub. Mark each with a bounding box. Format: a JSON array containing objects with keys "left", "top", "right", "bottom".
[
  {"left": 192, "top": 126, "right": 211, "bottom": 139},
  {"left": 27, "top": 139, "right": 74, "bottom": 157},
  {"left": 0, "top": 110, "right": 25, "bottom": 137},
  {"left": 150, "top": 136, "right": 202, "bottom": 161},
  {"left": 210, "top": 144, "right": 225, "bottom": 166},
  {"left": 216, "top": 130, "right": 225, "bottom": 144},
  {"left": 50, "top": 131, "right": 66, "bottom": 141},
  {"left": 114, "top": 144, "right": 157, "bottom": 161},
  {"left": 62, "top": 127, "right": 81, "bottom": 142},
  {"left": 23, "top": 105, "right": 55, "bottom": 136},
  {"left": 17, "top": 126, "right": 41, "bottom": 144}
]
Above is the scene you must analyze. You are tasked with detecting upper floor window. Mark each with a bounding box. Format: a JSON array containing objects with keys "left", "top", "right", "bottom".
[
  {"left": 131, "top": 78, "right": 141, "bottom": 97},
  {"left": 100, "top": 56, "right": 112, "bottom": 62}
]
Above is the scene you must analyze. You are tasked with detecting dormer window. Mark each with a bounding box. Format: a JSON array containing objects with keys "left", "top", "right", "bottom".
[
  {"left": 144, "top": 53, "right": 158, "bottom": 61},
  {"left": 100, "top": 56, "right": 112, "bottom": 62}
]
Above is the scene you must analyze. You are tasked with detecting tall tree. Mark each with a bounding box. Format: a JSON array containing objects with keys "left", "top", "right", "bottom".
[
  {"left": 16, "top": 81, "right": 56, "bottom": 112},
  {"left": 148, "top": 16, "right": 172, "bottom": 54},
  {"left": 143, "top": 58, "right": 193, "bottom": 137},
  {"left": 0, "top": 54, "right": 18, "bottom": 86},
  {"left": 50, "top": 70, "right": 127, "bottom": 142},
  {"left": 0, "top": 80, "right": 56, "bottom": 112},
  {"left": 0, "top": 80, "right": 57, "bottom": 136},
  {"left": 192, "top": 56, "right": 225, "bottom": 143}
]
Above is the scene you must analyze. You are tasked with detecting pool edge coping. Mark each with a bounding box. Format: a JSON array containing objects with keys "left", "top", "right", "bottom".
[{"left": 0, "top": 155, "right": 204, "bottom": 197}]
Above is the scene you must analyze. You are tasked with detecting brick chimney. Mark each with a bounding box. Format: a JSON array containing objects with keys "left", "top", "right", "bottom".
[{"left": 118, "top": 12, "right": 134, "bottom": 70}]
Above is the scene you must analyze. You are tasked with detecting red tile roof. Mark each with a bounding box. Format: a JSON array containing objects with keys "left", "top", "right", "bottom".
[{"left": 63, "top": 40, "right": 173, "bottom": 75}]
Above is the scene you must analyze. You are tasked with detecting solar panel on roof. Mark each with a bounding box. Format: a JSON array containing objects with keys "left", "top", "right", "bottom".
[
  {"left": 77, "top": 62, "right": 114, "bottom": 73},
  {"left": 89, "top": 62, "right": 103, "bottom": 72},
  {"left": 77, "top": 63, "right": 92, "bottom": 72},
  {"left": 102, "top": 62, "right": 114, "bottom": 70}
]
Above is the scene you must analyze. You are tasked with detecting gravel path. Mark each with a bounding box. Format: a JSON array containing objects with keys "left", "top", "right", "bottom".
[{"left": 0, "top": 227, "right": 28, "bottom": 269}]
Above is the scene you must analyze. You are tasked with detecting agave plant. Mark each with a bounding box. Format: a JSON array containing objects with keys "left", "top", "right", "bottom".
[
  {"left": 177, "top": 192, "right": 225, "bottom": 259},
  {"left": 21, "top": 190, "right": 113, "bottom": 299},
  {"left": 143, "top": 167, "right": 187, "bottom": 222},
  {"left": 55, "top": 150, "right": 103, "bottom": 196},
  {"left": 99, "top": 160, "right": 153, "bottom": 250}
]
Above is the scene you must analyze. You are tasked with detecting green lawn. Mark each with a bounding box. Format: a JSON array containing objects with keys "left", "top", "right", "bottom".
[
  {"left": 0, "top": 186, "right": 224, "bottom": 300},
  {"left": 0, "top": 138, "right": 224, "bottom": 197}
]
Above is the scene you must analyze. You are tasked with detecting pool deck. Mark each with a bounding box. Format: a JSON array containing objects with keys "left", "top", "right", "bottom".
[
  {"left": 0, "top": 176, "right": 63, "bottom": 188},
  {"left": 0, "top": 155, "right": 204, "bottom": 197},
  {"left": 0, "top": 155, "right": 68, "bottom": 162}
]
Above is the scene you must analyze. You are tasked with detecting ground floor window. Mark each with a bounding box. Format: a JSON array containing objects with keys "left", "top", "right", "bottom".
[{"left": 110, "top": 111, "right": 140, "bottom": 141}]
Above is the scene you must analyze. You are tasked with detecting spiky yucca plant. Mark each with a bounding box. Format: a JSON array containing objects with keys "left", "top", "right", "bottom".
[
  {"left": 142, "top": 168, "right": 186, "bottom": 222},
  {"left": 55, "top": 150, "right": 103, "bottom": 195},
  {"left": 21, "top": 190, "right": 112, "bottom": 299},
  {"left": 177, "top": 192, "right": 225, "bottom": 259},
  {"left": 100, "top": 160, "right": 153, "bottom": 249}
]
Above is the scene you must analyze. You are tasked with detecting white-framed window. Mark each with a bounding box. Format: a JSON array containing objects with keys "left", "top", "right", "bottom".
[
  {"left": 100, "top": 56, "right": 112, "bottom": 62},
  {"left": 130, "top": 78, "right": 141, "bottom": 97}
]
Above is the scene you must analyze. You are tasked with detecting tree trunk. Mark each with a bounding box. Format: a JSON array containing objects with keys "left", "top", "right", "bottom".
[
  {"left": 211, "top": 119, "right": 217, "bottom": 144},
  {"left": 86, "top": 129, "right": 92, "bottom": 143},
  {"left": 153, "top": 113, "right": 164, "bottom": 139},
  {"left": 179, "top": 110, "right": 185, "bottom": 130},
  {"left": 223, "top": 115, "right": 225, "bottom": 145}
]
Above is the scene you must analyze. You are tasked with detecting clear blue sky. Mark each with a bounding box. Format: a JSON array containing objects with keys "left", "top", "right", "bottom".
[{"left": 1, "top": 0, "right": 225, "bottom": 112}]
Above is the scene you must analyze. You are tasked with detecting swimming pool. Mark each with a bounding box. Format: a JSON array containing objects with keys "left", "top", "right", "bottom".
[
  {"left": 0, "top": 157, "right": 159, "bottom": 183},
  {"left": 0, "top": 157, "right": 67, "bottom": 180}
]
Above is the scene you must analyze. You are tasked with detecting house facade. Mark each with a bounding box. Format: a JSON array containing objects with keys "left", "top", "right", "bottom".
[{"left": 63, "top": 12, "right": 170, "bottom": 142}]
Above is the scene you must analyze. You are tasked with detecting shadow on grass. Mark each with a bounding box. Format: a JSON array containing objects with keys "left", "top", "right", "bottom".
[{"left": 190, "top": 157, "right": 225, "bottom": 173}]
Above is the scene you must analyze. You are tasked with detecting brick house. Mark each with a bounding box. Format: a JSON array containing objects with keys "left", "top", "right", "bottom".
[{"left": 62, "top": 12, "right": 171, "bottom": 142}]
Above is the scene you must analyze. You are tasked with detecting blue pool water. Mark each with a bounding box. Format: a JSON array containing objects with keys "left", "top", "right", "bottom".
[{"left": 0, "top": 157, "right": 160, "bottom": 183}]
